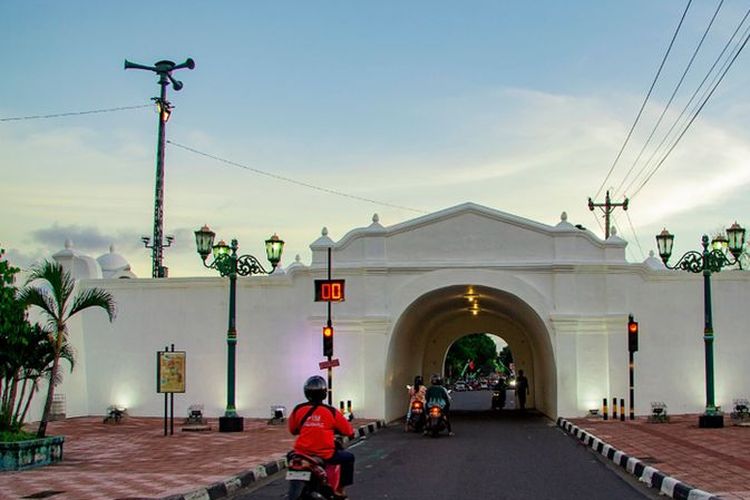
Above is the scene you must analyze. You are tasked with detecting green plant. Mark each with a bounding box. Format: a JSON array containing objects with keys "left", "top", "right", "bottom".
[
  {"left": 0, "top": 247, "right": 54, "bottom": 434},
  {"left": 0, "top": 429, "right": 36, "bottom": 442},
  {"left": 19, "top": 260, "right": 116, "bottom": 438}
]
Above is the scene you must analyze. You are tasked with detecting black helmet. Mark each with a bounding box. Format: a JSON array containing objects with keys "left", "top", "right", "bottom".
[
  {"left": 304, "top": 375, "right": 327, "bottom": 404},
  {"left": 430, "top": 373, "right": 443, "bottom": 386}
]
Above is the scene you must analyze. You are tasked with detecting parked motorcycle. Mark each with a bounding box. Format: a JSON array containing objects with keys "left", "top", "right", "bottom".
[
  {"left": 286, "top": 451, "right": 341, "bottom": 500},
  {"left": 424, "top": 403, "right": 447, "bottom": 437},
  {"left": 406, "top": 400, "right": 426, "bottom": 432}
]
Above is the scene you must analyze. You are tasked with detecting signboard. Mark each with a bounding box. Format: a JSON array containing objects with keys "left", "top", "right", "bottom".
[
  {"left": 157, "top": 351, "right": 186, "bottom": 393},
  {"left": 319, "top": 358, "right": 340, "bottom": 370},
  {"left": 314, "top": 279, "right": 346, "bottom": 302}
]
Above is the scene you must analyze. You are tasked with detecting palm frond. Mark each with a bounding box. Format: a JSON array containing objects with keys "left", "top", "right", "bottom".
[
  {"left": 17, "top": 287, "right": 59, "bottom": 326},
  {"left": 68, "top": 288, "right": 116, "bottom": 321},
  {"left": 24, "top": 260, "right": 74, "bottom": 317}
]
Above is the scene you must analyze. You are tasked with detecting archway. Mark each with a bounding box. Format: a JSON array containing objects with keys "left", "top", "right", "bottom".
[{"left": 385, "top": 284, "right": 555, "bottom": 421}]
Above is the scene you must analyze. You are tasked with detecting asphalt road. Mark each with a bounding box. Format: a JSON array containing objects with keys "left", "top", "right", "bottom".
[{"left": 237, "top": 392, "right": 656, "bottom": 500}]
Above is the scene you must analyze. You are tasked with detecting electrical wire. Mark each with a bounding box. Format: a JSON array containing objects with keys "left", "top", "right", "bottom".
[
  {"left": 594, "top": 0, "right": 692, "bottom": 200},
  {"left": 624, "top": 211, "right": 646, "bottom": 260},
  {"left": 624, "top": 6, "right": 750, "bottom": 199},
  {"left": 167, "top": 140, "right": 428, "bottom": 214},
  {"left": 0, "top": 104, "right": 151, "bottom": 122},
  {"left": 631, "top": 24, "right": 750, "bottom": 199},
  {"left": 614, "top": 0, "right": 723, "bottom": 199}
]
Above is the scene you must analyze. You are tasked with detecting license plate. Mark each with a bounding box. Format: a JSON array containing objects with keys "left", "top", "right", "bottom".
[{"left": 286, "top": 470, "right": 312, "bottom": 481}]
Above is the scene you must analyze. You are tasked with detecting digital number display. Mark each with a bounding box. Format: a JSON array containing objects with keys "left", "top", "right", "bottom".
[{"left": 314, "top": 279, "right": 346, "bottom": 302}]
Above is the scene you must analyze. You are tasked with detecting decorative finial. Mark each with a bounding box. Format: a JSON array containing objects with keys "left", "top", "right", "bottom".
[
  {"left": 110, "top": 244, "right": 116, "bottom": 253},
  {"left": 560, "top": 212, "right": 568, "bottom": 222},
  {"left": 649, "top": 250, "right": 655, "bottom": 258},
  {"left": 611, "top": 227, "right": 618, "bottom": 237},
  {"left": 65, "top": 239, "right": 73, "bottom": 249},
  {"left": 372, "top": 213, "right": 379, "bottom": 223},
  {"left": 322, "top": 227, "right": 328, "bottom": 237},
  {"left": 295, "top": 254, "right": 301, "bottom": 263}
]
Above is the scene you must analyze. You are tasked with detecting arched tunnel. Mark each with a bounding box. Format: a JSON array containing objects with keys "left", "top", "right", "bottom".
[{"left": 384, "top": 284, "right": 556, "bottom": 421}]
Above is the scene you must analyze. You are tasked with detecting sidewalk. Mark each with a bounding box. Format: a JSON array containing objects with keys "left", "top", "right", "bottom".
[
  {"left": 562, "top": 414, "right": 750, "bottom": 499},
  {"left": 0, "top": 416, "right": 382, "bottom": 500}
]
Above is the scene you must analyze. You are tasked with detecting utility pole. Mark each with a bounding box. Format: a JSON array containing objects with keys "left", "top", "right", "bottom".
[
  {"left": 125, "top": 57, "right": 195, "bottom": 277},
  {"left": 588, "top": 190, "right": 629, "bottom": 239}
]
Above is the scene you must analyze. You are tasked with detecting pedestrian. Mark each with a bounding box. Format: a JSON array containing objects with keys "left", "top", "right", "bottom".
[{"left": 515, "top": 370, "right": 529, "bottom": 411}]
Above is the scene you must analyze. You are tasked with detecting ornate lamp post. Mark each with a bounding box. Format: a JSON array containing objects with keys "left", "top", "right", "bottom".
[
  {"left": 655, "top": 222, "right": 745, "bottom": 428},
  {"left": 194, "top": 225, "right": 284, "bottom": 432}
]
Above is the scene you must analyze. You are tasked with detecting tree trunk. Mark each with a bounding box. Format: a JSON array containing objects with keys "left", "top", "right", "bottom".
[{"left": 37, "top": 329, "right": 63, "bottom": 438}]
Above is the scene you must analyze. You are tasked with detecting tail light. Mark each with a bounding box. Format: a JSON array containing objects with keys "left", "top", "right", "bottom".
[
  {"left": 412, "top": 401, "right": 423, "bottom": 410},
  {"left": 429, "top": 406, "right": 442, "bottom": 417}
]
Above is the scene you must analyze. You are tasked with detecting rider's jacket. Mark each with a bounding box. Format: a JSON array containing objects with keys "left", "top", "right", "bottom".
[
  {"left": 288, "top": 402, "right": 354, "bottom": 460},
  {"left": 425, "top": 385, "right": 451, "bottom": 409}
]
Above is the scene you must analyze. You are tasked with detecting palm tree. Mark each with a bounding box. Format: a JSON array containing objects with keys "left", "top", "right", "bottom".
[{"left": 19, "top": 260, "right": 115, "bottom": 437}]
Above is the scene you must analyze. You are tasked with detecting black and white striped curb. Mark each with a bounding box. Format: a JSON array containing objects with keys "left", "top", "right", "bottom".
[
  {"left": 161, "top": 420, "right": 387, "bottom": 500},
  {"left": 557, "top": 417, "right": 719, "bottom": 500}
]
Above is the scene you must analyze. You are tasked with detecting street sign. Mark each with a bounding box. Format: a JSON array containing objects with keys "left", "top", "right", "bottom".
[{"left": 319, "top": 358, "right": 340, "bottom": 370}]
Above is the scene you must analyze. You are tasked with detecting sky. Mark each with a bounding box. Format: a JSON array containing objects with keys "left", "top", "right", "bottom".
[{"left": 2, "top": 1, "right": 750, "bottom": 277}]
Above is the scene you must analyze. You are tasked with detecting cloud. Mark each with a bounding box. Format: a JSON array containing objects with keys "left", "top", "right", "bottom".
[{"left": 31, "top": 223, "right": 144, "bottom": 255}]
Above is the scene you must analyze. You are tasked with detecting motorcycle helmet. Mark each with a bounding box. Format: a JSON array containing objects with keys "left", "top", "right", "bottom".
[
  {"left": 304, "top": 375, "right": 327, "bottom": 404},
  {"left": 414, "top": 375, "right": 424, "bottom": 388},
  {"left": 430, "top": 373, "right": 443, "bottom": 386}
]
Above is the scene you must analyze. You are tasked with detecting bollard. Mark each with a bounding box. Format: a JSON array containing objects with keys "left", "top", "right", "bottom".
[
  {"left": 620, "top": 398, "right": 625, "bottom": 421},
  {"left": 602, "top": 398, "right": 608, "bottom": 420},
  {"left": 340, "top": 401, "right": 345, "bottom": 412},
  {"left": 612, "top": 397, "right": 617, "bottom": 420},
  {"left": 347, "top": 400, "right": 352, "bottom": 414}
]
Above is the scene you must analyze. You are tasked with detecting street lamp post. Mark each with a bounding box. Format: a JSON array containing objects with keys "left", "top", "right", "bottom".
[
  {"left": 655, "top": 222, "right": 745, "bottom": 428},
  {"left": 194, "top": 225, "right": 284, "bottom": 432}
]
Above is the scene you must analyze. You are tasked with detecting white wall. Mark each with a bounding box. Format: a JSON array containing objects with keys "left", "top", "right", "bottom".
[{"left": 31, "top": 204, "right": 750, "bottom": 422}]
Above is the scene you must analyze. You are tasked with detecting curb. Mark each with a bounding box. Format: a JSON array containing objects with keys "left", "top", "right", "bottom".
[
  {"left": 556, "top": 417, "right": 719, "bottom": 500},
  {"left": 161, "top": 420, "right": 387, "bottom": 500}
]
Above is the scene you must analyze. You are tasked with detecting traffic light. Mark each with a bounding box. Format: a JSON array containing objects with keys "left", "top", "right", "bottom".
[
  {"left": 323, "top": 325, "right": 334, "bottom": 357},
  {"left": 628, "top": 314, "right": 639, "bottom": 352}
]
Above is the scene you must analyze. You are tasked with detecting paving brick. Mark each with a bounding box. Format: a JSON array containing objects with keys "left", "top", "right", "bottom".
[{"left": 0, "top": 416, "right": 372, "bottom": 499}]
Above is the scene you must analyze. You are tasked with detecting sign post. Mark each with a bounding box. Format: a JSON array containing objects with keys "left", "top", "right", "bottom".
[{"left": 157, "top": 345, "right": 186, "bottom": 436}]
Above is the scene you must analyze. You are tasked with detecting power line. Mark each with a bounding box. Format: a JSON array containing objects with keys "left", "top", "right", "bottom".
[
  {"left": 594, "top": 0, "right": 692, "bottom": 200},
  {"left": 624, "top": 6, "right": 750, "bottom": 199},
  {"left": 624, "top": 211, "right": 646, "bottom": 261},
  {"left": 631, "top": 24, "right": 750, "bottom": 199},
  {"left": 0, "top": 104, "right": 151, "bottom": 122},
  {"left": 167, "top": 140, "right": 428, "bottom": 214},
  {"left": 614, "top": 0, "right": 723, "bottom": 199}
]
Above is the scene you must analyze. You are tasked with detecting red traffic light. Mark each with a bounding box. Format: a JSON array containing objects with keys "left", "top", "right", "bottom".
[
  {"left": 323, "top": 325, "right": 334, "bottom": 357},
  {"left": 627, "top": 315, "right": 639, "bottom": 352}
]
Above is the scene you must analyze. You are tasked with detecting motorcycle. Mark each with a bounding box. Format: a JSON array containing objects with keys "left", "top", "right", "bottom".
[
  {"left": 406, "top": 400, "right": 425, "bottom": 432},
  {"left": 286, "top": 451, "right": 341, "bottom": 500},
  {"left": 424, "top": 403, "right": 447, "bottom": 437},
  {"left": 491, "top": 387, "right": 506, "bottom": 410}
]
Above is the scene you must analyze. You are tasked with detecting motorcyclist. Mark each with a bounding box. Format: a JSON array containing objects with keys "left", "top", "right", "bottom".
[
  {"left": 405, "top": 375, "right": 427, "bottom": 431},
  {"left": 492, "top": 376, "right": 507, "bottom": 409},
  {"left": 424, "top": 373, "right": 453, "bottom": 435},
  {"left": 288, "top": 376, "right": 355, "bottom": 499}
]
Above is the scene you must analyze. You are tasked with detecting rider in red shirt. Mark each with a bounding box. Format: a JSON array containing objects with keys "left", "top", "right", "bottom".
[{"left": 289, "top": 376, "right": 355, "bottom": 499}]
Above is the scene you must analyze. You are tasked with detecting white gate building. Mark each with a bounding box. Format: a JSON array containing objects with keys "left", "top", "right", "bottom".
[{"left": 42, "top": 203, "right": 750, "bottom": 422}]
